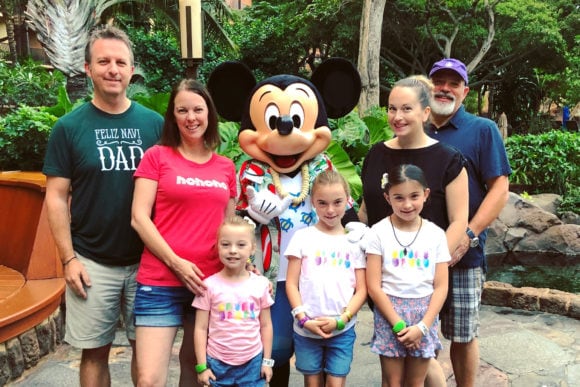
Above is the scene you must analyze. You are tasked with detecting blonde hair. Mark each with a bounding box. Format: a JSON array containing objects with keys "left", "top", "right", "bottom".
[
  {"left": 393, "top": 75, "right": 434, "bottom": 109},
  {"left": 311, "top": 170, "right": 350, "bottom": 197},
  {"left": 217, "top": 215, "right": 256, "bottom": 243}
]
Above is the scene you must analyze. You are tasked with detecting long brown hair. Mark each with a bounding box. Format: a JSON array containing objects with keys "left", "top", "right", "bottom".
[{"left": 159, "top": 79, "right": 220, "bottom": 150}]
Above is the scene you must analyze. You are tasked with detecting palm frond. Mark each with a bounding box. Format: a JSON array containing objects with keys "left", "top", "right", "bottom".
[{"left": 25, "top": 0, "right": 125, "bottom": 76}]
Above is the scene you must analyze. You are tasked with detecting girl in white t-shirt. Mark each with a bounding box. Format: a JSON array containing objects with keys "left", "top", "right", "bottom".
[
  {"left": 285, "top": 170, "right": 367, "bottom": 387},
  {"left": 193, "top": 216, "right": 274, "bottom": 386},
  {"left": 365, "top": 164, "right": 450, "bottom": 387}
]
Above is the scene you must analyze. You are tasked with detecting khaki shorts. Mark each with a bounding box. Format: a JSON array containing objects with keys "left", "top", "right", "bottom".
[{"left": 65, "top": 253, "right": 138, "bottom": 348}]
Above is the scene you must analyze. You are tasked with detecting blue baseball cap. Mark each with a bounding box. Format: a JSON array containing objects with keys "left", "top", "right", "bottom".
[{"left": 429, "top": 58, "right": 468, "bottom": 85}]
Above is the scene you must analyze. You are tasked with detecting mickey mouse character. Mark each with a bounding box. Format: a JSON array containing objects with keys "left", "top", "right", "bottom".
[{"left": 208, "top": 58, "right": 361, "bottom": 386}]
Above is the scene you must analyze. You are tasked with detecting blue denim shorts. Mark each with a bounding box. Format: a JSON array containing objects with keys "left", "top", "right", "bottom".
[
  {"left": 207, "top": 353, "right": 265, "bottom": 386},
  {"left": 293, "top": 327, "right": 356, "bottom": 377},
  {"left": 134, "top": 284, "right": 195, "bottom": 327}
]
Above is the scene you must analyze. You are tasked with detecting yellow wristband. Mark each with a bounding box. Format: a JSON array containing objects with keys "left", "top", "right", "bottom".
[{"left": 343, "top": 308, "right": 353, "bottom": 322}]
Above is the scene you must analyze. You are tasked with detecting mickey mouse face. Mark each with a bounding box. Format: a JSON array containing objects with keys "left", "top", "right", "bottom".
[
  {"left": 208, "top": 58, "right": 361, "bottom": 174},
  {"left": 240, "top": 82, "right": 331, "bottom": 173}
]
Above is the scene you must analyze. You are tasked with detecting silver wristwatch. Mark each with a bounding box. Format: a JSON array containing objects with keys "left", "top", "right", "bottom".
[{"left": 466, "top": 227, "right": 479, "bottom": 248}]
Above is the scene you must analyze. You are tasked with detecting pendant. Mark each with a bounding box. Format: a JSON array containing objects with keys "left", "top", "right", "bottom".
[{"left": 403, "top": 248, "right": 407, "bottom": 256}]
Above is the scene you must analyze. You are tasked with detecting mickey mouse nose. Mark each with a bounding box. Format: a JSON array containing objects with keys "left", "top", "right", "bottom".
[{"left": 276, "top": 116, "right": 293, "bottom": 135}]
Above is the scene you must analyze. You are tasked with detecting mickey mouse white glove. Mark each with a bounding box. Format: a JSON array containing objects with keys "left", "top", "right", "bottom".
[
  {"left": 246, "top": 186, "right": 293, "bottom": 225},
  {"left": 345, "top": 221, "right": 369, "bottom": 252}
]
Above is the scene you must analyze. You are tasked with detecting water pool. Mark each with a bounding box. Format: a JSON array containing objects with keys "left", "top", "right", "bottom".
[{"left": 486, "top": 253, "right": 579, "bottom": 294}]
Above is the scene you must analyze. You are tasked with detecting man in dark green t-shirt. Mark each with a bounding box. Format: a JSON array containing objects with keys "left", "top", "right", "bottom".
[{"left": 43, "top": 25, "right": 163, "bottom": 386}]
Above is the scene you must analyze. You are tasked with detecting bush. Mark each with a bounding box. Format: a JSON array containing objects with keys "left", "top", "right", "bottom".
[
  {"left": 506, "top": 130, "right": 579, "bottom": 213},
  {"left": 0, "top": 59, "right": 66, "bottom": 110},
  {"left": 0, "top": 105, "right": 58, "bottom": 171},
  {"left": 125, "top": 27, "right": 186, "bottom": 94}
]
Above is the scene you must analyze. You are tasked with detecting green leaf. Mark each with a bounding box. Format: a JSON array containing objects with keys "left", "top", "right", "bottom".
[{"left": 325, "top": 140, "right": 362, "bottom": 204}]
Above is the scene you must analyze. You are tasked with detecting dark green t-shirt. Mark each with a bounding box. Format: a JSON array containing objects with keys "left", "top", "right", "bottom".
[{"left": 43, "top": 101, "right": 163, "bottom": 266}]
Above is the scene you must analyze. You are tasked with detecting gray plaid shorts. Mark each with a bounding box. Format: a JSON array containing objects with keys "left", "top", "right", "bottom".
[{"left": 440, "top": 267, "right": 485, "bottom": 343}]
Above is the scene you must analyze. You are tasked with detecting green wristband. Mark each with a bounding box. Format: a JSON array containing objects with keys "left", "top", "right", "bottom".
[
  {"left": 195, "top": 363, "right": 208, "bottom": 374},
  {"left": 392, "top": 320, "right": 406, "bottom": 334},
  {"left": 335, "top": 317, "right": 345, "bottom": 331}
]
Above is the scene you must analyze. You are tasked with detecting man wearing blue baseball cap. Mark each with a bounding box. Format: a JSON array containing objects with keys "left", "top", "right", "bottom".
[{"left": 426, "top": 58, "right": 511, "bottom": 387}]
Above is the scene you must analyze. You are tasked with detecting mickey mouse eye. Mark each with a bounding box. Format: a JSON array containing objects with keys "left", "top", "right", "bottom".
[
  {"left": 265, "top": 104, "right": 280, "bottom": 130},
  {"left": 289, "top": 102, "right": 304, "bottom": 130}
]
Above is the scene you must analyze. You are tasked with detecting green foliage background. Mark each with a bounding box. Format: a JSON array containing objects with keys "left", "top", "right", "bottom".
[
  {"left": 505, "top": 131, "right": 579, "bottom": 214},
  {"left": 1, "top": 1, "right": 578, "bottom": 215}
]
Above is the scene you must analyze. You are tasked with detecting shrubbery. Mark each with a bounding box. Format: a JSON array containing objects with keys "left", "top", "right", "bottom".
[
  {"left": 0, "top": 59, "right": 65, "bottom": 109},
  {"left": 0, "top": 57, "right": 577, "bottom": 214},
  {"left": 506, "top": 130, "right": 579, "bottom": 214},
  {"left": 0, "top": 105, "right": 57, "bottom": 171}
]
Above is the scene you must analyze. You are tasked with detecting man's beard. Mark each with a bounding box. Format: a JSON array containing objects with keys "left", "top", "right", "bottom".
[{"left": 431, "top": 93, "right": 456, "bottom": 116}]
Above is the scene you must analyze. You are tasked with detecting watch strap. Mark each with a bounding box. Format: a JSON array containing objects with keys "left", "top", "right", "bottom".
[{"left": 466, "top": 227, "right": 477, "bottom": 239}]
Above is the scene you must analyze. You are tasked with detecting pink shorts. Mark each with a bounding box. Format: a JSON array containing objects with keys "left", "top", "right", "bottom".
[{"left": 370, "top": 294, "right": 442, "bottom": 358}]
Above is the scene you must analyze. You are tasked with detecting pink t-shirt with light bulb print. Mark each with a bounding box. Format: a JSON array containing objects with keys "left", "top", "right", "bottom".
[{"left": 192, "top": 272, "right": 274, "bottom": 365}]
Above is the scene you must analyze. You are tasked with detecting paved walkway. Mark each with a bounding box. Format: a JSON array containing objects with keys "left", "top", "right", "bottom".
[{"left": 7, "top": 304, "right": 580, "bottom": 386}]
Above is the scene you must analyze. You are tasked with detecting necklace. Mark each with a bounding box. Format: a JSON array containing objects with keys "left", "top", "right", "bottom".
[
  {"left": 390, "top": 216, "right": 423, "bottom": 256},
  {"left": 270, "top": 164, "right": 310, "bottom": 205}
]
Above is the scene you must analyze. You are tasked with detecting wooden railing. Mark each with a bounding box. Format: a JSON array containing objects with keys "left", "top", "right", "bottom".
[{"left": 0, "top": 171, "right": 65, "bottom": 343}]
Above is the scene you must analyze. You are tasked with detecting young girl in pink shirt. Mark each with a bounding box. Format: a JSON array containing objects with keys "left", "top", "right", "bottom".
[{"left": 193, "top": 216, "right": 274, "bottom": 386}]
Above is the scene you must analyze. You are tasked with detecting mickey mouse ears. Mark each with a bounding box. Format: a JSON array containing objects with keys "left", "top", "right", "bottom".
[
  {"left": 207, "top": 58, "right": 361, "bottom": 122},
  {"left": 311, "top": 58, "right": 361, "bottom": 118},
  {"left": 207, "top": 61, "right": 256, "bottom": 122}
]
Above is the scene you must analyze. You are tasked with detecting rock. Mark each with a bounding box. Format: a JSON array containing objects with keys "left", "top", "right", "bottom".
[
  {"left": 35, "top": 319, "right": 54, "bottom": 357},
  {"left": 570, "top": 297, "right": 580, "bottom": 319},
  {"left": 515, "top": 224, "right": 580, "bottom": 255},
  {"left": 497, "top": 193, "right": 561, "bottom": 232},
  {"left": 487, "top": 192, "right": 580, "bottom": 257},
  {"left": 484, "top": 220, "right": 508, "bottom": 255},
  {"left": 0, "top": 343, "right": 11, "bottom": 386},
  {"left": 6, "top": 338, "right": 24, "bottom": 380},
  {"left": 529, "top": 193, "right": 562, "bottom": 215},
  {"left": 539, "top": 289, "right": 574, "bottom": 315},
  {"left": 561, "top": 211, "right": 580, "bottom": 225},
  {"left": 503, "top": 227, "right": 528, "bottom": 251},
  {"left": 482, "top": 281, "right": 514, "bottom": 307},
  {"left": 19, "top": 330, "right": 40, "bottom": 369}
]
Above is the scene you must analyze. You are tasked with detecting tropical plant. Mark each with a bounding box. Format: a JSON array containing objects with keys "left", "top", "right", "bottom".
[
  {"left": 558, "top": 182, "right": 580, "bottom": 216},
  {"left": 0, "top": 105, "right": 58, "bottom": 171},
  {"left": 124, "top": 26, "right": 186, "bottom": 93},
  {"left": 230, "top": 0, "right": 360, "bottom": 77},
  {"left": 0, "top": 59, "right": 66, "bottom": 109},
  {"left": 25, "top": 0, "right": 238, "bottom": 101},
  {"left": 505, "top": 131, "right": 579, "bottom": 207}
]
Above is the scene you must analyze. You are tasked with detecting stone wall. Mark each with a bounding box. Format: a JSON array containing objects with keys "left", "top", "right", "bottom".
[
  {"left": 0, "top": 307, "right": 64, "bottom": 385},
  {"left": 482, "top": 192, "right": 579, "bottom": 320},
  {"left": 483, "top": 281, "right": 580, "bottom": 320}
]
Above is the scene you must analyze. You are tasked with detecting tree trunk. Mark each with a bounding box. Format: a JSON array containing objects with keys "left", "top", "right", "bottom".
[
  {"left": 66, "top": 74, "right": 89, "bottom": 103},
  {"left": 6, "top": 17, "right": 18, "bottom": 63},
  {"left": 357, "top": 0, "right": 386, "bottom": 116}
]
